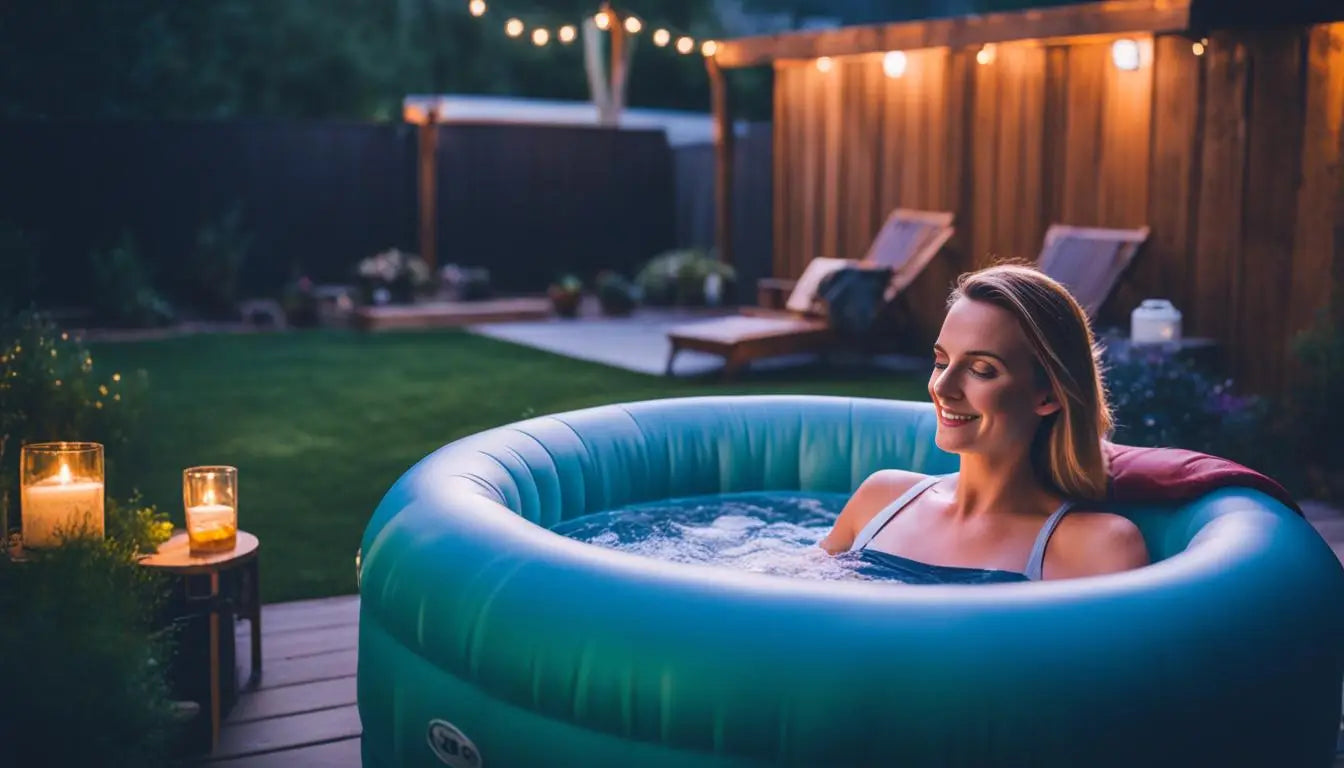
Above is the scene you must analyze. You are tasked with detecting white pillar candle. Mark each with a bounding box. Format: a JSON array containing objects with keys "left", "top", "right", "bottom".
[{"left": 21, "top": 464, "right": 105, "bottom": 548}]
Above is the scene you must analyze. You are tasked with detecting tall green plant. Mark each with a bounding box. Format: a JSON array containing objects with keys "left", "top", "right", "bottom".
[
  {"left": 0, "top": 311, "right": 177, "bottom": 765},
  {"left": 183, "top": 205, "right": 253, "bottom": 319},
  {"left": 0, "top": 312, "right": 148, "bottom": 536}
]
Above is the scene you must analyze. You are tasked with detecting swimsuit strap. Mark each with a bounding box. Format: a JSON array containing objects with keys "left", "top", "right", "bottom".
[
  {"left": 1022, "top": 500, "right": 1077, "bottom": 581},
  {"left": 849, "top": 475, "right": 946, "bottom": 552}
]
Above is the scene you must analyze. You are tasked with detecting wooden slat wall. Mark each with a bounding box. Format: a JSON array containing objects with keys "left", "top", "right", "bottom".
[{"left": 770, "top": 23, "right": 1344, "bottom": 395}]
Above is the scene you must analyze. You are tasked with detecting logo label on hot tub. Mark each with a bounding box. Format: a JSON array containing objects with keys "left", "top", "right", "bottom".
[{"left": 427, "top": 719, "right": 482, "bottom": 767}]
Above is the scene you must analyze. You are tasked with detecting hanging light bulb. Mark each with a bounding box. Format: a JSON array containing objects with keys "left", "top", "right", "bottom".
[
  {"left": 1111, "top": 38, "right": 1141, "bottom": 71},
  {"left": 558, "top": 25, "right": 577, "bottom": 44},
  {"left": 531, "top": 27, "right": 549, "bottom": 46},
  {"left": 653, "top": 28, "right": 670, "bottom": 47},
  {"left": 882, "top": 51, "right": 907, "bottom": 78},
  {"left": 505, "top": 18, "right": 524, "bottom": 37},
  {"left": 675, "top": 36, "right": 694, "bottom": 54},
  {"left": 1192, "top": 38, "right": 1207, "bottom": 56},
  {"left": 468, "top": 0, "right": 486, "bottom": 17},
  {"left": 595, "top": 10, "right": 611, "bottom": 30},
  {"left": 624, "top": 16, "right": 642, "bottom": 34},
  {"left": 976, "top": 43, "right": 997, "bottom": 65},
  {"left": 701, "top": 40, "right": 718, "bottom": 57},
  {"left": 816, "top": 56, "right": 833, "bottom": 73}
]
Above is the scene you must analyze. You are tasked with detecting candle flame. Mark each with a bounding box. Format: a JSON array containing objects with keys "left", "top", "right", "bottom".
[
  {"left": 203, "top": 488, "right": 216, "bottom": 505},
  {"left": 57, "top": 463, "right": 72, "bottom": 484}
]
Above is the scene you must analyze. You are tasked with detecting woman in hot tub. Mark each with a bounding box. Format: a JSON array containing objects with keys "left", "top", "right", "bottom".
[{"left": 820, "top": 263, "right": 1150, "bottom": 582}]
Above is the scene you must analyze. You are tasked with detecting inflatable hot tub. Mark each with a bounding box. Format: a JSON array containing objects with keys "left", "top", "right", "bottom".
[{"left": 357, "top": 396, "right": 1344, "bottom": 767}]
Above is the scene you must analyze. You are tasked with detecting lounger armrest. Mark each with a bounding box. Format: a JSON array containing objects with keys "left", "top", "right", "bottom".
[{"left": 757, "top": 277, "right": 798, "bottom": 309}]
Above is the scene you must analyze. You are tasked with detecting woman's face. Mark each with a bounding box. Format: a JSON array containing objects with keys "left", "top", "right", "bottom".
[{"left": 929, "top": 297, "right": 1061, "bottom": 457}]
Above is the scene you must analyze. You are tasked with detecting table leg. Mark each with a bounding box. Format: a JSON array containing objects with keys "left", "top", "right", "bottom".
[
  {"left": 249, "top": 558, "right": 262, "bottom": 685},
  {"left": 209, "top": 571, "right": 221, "bottom": 752}
]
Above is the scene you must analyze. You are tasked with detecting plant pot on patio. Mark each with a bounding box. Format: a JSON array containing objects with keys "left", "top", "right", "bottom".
[{"left": 548, "top": 276, "right": 584, "bottom": 318}]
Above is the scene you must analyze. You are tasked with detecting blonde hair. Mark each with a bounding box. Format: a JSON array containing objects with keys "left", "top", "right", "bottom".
[{"left": 948, "top": 262, "right": 1112, "bottom": 501}]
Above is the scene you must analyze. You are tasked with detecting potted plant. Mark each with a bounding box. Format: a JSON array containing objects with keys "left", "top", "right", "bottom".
[
  {"left": 635, "top": 249, "right": 737, "bottom": 307},
  {"left": 594, "top": 271, "right": 637, "bottom": 316},
  {"left": 548, "top": 274, "right": 584, "bottom": 318}
]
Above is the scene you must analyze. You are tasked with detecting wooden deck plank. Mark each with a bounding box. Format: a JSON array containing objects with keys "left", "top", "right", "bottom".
[
  {"left": 249, "top": 648, "right": 359, "bottom": 690},
  {"left": 210, "top": 705, "right": 362, "bottom": 761},
  {"left": 207, "top": 736, "right": 361, "bottom": 768},
  {"left": 251, "top": 595, "right": 359, "bottom": 634},
  {"left": 230, "top": 676, "right": 358, "bottom": 724},
  {"left": 242, "top": 622, "right": 358, "bottom": 661}
]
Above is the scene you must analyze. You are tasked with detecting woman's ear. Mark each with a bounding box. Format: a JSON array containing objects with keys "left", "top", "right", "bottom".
[{"left": 1035, "top": 389, "right": 1062, "bottom": 417}]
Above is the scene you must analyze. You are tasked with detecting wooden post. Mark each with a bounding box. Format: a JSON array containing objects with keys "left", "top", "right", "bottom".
[
  {"left": 609, "top": 4, "right": 627, "bottom": 125},
  {"left": 418, "top": 107, "right": 439, "bottom": 271},
  {"left": 707, "top": 55, "right": 735, "bottom": 268}
]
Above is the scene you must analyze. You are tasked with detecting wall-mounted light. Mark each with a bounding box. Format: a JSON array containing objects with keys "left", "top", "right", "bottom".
[
  {"left": 816, "top": 56, "right": 833, "bottom": 73},
  {"left": 1192, "top": 38, "right": 1207, "bottom": 57},
  {"left": 976, "top": 43, "right": 997, "bottom": 66},
  {"left": 883, "top": 50, "right": 907, "bottom": 78},
  {"left": 1111, "top": 38, "right": 1141, "bottom": 71}
]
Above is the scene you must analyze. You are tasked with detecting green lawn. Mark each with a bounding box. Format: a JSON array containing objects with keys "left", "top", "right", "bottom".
[{"left": 92, "top": 329, "right": 930, "bottom": 602}]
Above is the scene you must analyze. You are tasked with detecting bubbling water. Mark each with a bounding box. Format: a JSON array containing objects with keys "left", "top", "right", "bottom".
[{"left": 550, "top": 491, "right": 878, "bottom": 582}]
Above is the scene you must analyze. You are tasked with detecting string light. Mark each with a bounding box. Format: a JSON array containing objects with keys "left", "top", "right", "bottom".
[
  {"left": 882, "top": 51, "right": 906, "bottom": 78},
  {"left": 468, "top": 4, "right": 708, "bottom": 64},
  {"left": 976, "top": 43, "right": 997, "bottom": 65},
  {"left": 1192, "top": 38, "right": 1207, "bottom": 56},
  {"left": 1111, "top": 38, "right": 1141, "bottom": 71},
  {"left": 816, "top": 56, "right": 833, "bottom": 73}
]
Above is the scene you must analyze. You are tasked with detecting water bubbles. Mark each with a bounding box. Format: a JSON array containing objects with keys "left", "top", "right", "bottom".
[{"left": 552, "top": 492, "right": 875, "bottom": 582}]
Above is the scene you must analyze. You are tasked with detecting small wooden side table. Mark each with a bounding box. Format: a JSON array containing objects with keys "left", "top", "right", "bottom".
[{"left": 140, "top": 530, "right": 261, "bottom": 751}]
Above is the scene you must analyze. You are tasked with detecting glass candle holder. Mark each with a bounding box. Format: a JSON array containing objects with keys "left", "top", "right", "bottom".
[
  {"left": 183, "top": 466, "right": 238, "bottom": 554},
  {"left": 20, "top": 442, "right": 105, "bottom": 549}
]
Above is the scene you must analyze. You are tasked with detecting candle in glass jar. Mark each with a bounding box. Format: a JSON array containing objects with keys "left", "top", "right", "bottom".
[
  {"left": 184, "top": 468, "right": 239, "bottom": 554},
  {"left": 21, "top": 463, "right": 105, "bottom": 548}
]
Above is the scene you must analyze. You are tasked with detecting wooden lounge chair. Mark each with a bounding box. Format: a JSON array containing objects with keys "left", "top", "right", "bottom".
[
  {"left": 1036, "top": 224, "right": 1151, "bottom": 318},
  {"left": 665, "top": 208, "right": 956, "bottom": 378}
]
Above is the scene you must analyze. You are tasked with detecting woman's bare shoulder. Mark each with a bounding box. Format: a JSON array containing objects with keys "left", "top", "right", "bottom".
[
  {"left": 817, "top": 469, "right": 931, "bottom": 554},
  {"left": 1049, "top": 509, "right": 1150, "bottom": 578}
]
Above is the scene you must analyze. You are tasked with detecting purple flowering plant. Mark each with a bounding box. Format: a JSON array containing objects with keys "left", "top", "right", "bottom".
[{"left": 1100, "top": 338, "right": 1274, "bottom": 475}]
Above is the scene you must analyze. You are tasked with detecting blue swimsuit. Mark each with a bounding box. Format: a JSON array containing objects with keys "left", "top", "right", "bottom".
[{"left": 848, "top": 475, "right": 1076, "bottom": 584}]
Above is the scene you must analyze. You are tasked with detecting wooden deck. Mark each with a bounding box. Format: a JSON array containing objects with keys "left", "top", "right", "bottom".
[
  {"left": 203, "top": 595, "right": 361, "bottom": 766},
  {"left": 202, "top": 502, "right": 1344, "bottom": 766}
]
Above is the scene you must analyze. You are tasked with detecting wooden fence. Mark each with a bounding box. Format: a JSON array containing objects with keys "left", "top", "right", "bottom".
[
  {"left": 771, "top": 24, "right": 1344, "bottom": 394},
  {"left": 0, "top": 119, "right": 679, "bottom": 307}
]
